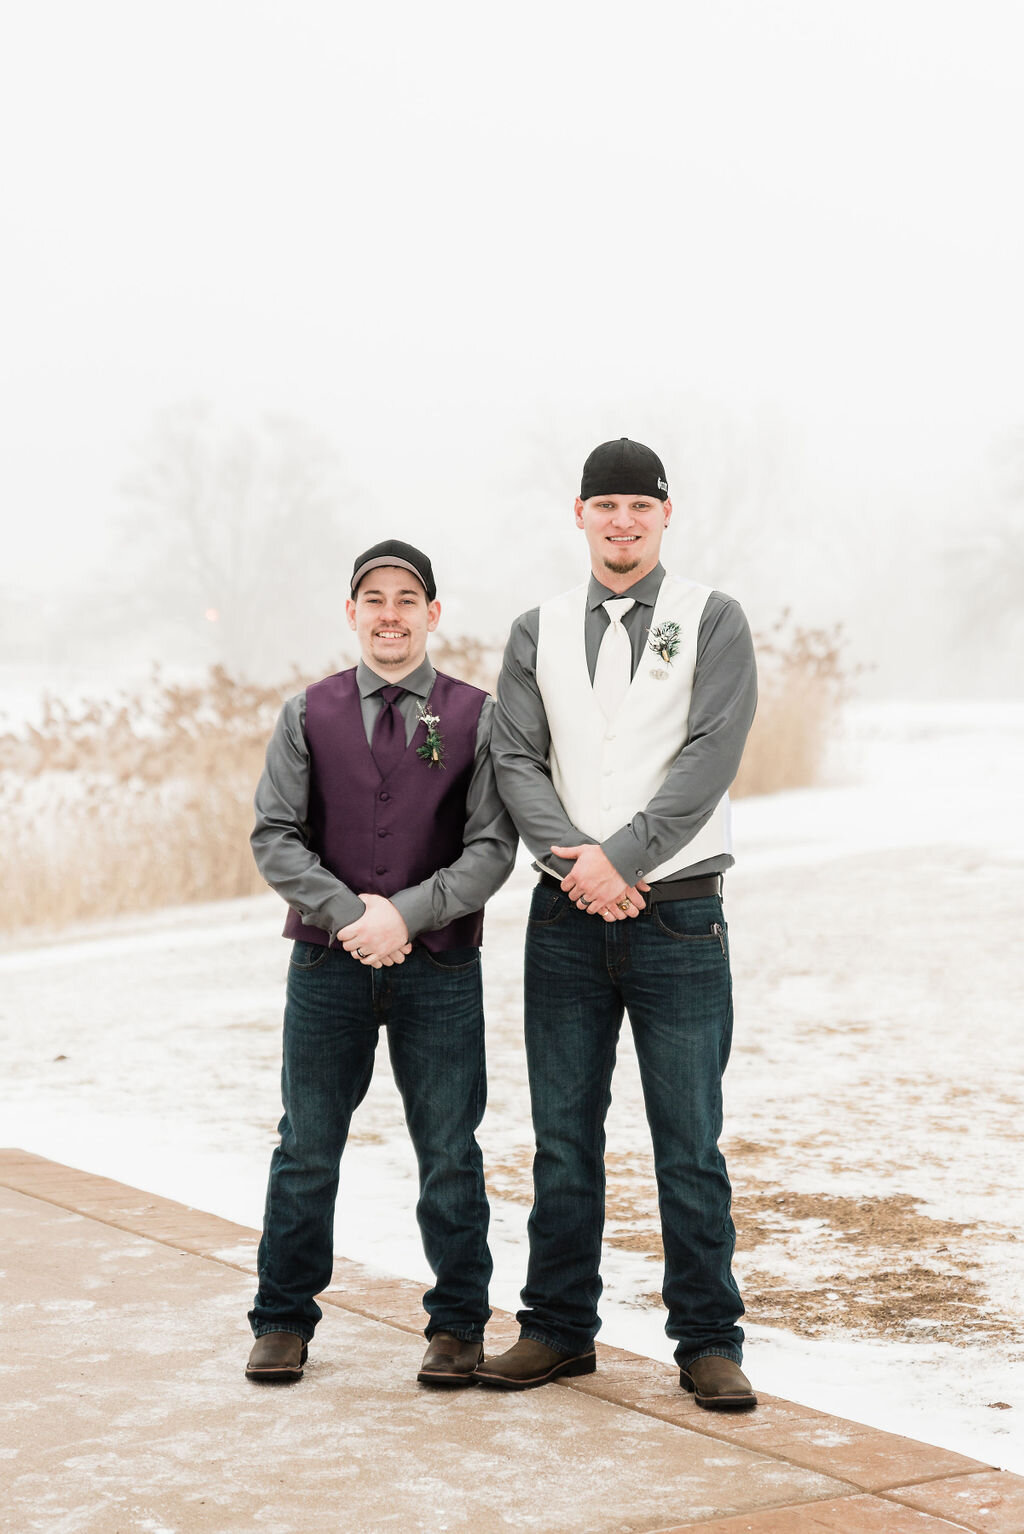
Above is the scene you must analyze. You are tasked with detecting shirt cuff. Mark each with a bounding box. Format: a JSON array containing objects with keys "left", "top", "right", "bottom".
[
  {"left": 389, "top": 886, "right": 434, "bottom": 943},
  {"left": 601, "top": 827, "right": 648, "bottom": 886},
  {"left": 321, "top": 891, "right": 366, "bottom": 938}
]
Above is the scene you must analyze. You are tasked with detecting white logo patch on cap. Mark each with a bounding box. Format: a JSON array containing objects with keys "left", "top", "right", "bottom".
[{"left": 658, "top": 478, "right": 668, "bottom": 492}]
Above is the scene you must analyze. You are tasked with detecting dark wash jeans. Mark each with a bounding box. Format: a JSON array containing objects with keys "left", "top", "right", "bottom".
[
  {"left": 249, "top": 941, "right": 492, "bottom": 1344},
  {"left": 518, "top": 882, "right": 745, "bottom": 1370}
]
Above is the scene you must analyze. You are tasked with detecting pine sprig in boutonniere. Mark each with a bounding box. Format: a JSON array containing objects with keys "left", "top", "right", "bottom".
[
  {"left": 648, "top": 621, "right": 681, "bottom": 666},
  {"left": 415, "top": 704, "right": 445, "bottom": 768}
]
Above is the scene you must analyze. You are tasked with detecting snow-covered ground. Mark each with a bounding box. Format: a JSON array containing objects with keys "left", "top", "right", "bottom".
[{"left": 2, "top": 700, "right": 1022, "bottom": 1471}]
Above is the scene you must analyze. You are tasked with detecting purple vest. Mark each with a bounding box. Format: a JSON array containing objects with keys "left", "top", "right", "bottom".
[{"left": 283, "top": 668, "right": 488, "bottom": 952}]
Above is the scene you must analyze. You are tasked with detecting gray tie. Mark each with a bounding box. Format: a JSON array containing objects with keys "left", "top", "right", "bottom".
[{"left": 593, "top": 598, "right": 635, "bottom": 718}]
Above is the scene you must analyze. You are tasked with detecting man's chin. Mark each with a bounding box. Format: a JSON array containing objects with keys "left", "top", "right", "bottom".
[{"left": 602, "top": 554, "right": 642, "bottom": 575}]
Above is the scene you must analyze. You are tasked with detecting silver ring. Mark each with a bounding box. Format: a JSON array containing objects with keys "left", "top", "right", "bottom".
[{"left": 356, "top": 947, "right": 367, "bottom": 957}]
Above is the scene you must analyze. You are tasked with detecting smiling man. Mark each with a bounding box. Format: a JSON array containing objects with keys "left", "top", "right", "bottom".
[
  {"left": 482, "top": 439, "right": 759, "bottom": 1409},
  {"left": 246, "top": 539, "right": 517, "bottom": 1387}
]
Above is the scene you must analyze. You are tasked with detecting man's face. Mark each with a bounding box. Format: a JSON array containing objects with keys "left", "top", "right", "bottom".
[
  {"left": 574, "top": 493, "right": 673, "bottom": 582},
  {"left": 345, "top": 565, "right": 440, "bottom": 675}
]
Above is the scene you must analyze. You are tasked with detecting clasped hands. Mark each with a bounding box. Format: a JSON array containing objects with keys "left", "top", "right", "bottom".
[
  {"left": 552, "top": 844, "right": 649, "bottom": 921},
  {"left": 337, "top": 893, "right": 411, "bottom": 967},
  {"left": 337, "top": 847, "right": 644, "bottom": 960}
]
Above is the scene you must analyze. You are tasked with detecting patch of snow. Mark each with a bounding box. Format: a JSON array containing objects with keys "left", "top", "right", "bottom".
[{"left": 2, "top": 698, "right": 1022, "bottom": 1475}]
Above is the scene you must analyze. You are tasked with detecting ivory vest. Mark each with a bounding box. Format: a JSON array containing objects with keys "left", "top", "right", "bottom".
[{"left": 535, "top": 574, "right": 732, "bottom": 882}]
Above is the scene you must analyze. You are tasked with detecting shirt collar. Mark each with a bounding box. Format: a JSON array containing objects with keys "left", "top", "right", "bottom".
[
  {"left": 586, "top": 562, "right": 665, "bottom": 612},
  {"left": 356, "top": 656, "right": 436, "bottom": 699}
]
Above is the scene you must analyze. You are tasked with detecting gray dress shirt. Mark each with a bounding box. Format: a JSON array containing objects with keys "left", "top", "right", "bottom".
[
  {"left": 491, "top": 563, "right": 757, "bottom": 884},
  {"left": 251, "top": 657, "right": 518, "bottom": 941}
]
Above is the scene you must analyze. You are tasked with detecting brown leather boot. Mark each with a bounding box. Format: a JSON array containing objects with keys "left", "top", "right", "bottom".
[
  {"left": 417, "top": 1332, "right": 484, "bottom": 1388},
  {"left": 680, "top": 1355, "right": 757, "bottom": 1411},
  {"left": 474, "top": 1337, "right": 596, "bottom": 1390},
  {"left": 245, "top": 1332, "right": 308, "bottom": 1383}
]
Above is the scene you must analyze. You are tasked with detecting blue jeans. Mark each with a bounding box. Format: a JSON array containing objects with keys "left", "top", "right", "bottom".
[
  {"left": 517, "top": 883, "right": 744, "bottom": 1370},
  {"left": 249, "top": 941, "right": 492, "bottom": 1344}
]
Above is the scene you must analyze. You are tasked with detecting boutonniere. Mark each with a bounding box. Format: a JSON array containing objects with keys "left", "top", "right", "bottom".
[
  {"left": 647, "top": 621, "right": 681, "bottom": 666},
  {"left": 415, "top": 704, "right": 445, "bottom": 768}
]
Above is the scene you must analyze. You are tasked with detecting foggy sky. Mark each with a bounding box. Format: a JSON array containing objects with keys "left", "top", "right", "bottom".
[{"left": 2, "top": 1, "right": 1023, "bottom": 693}]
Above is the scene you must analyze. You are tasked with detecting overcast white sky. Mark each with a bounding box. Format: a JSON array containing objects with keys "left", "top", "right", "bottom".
[{"left": 2, "top": 1, "right": 1023, "bottom": 684}]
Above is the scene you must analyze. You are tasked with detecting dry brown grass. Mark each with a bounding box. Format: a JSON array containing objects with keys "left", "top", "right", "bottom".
[
  {"left": 0, "top": 619, "right": 850, "bottom": 932},
  {"left": 433, "top": 617, "right": 853, "bottom": 802},
  {"left": 732, "top": 611, "right": 851, "bottom": 798},
  {"left": 0, "top": 667, "right": 310, "bottom": 934},
  {"left": 429, "top": 634, "right": 502, "bottom": 692}
]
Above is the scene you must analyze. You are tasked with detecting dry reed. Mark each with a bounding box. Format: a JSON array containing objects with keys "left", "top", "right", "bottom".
[
  {"left": 0, "top": 667, "right": 306, "bottom": 934},
  {"left": 732, "top": 610, "right": 851, "bottom": 798},
  {"left": 0, "top": 620, "right": 850, "bottom": 934}
]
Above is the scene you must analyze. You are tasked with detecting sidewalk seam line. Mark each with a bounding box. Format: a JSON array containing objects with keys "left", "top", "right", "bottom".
[
  {"left": 640, "top": 1489, "right": 875, "bottom": 1531},
  {"left": 0, "top": 1178, "right": 862, "bottom": 1477},
  {"left": 1, "top": 1176, "right": 858, "bottom": 1482},
  {"left": 0, "top": 1158, "right": 1010, "bottom": 1505},
  {"left": 0, "top": 1175, "right": 436, "bottom": 1337},
  {"left": 563, "top": 1381, "right": 1003, "bottom": 1492},
  {"left": 644, "top": 1490, "right": 980, "bottom": 1533}
]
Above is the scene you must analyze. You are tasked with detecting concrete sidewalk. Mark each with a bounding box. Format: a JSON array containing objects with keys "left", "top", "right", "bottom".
[{"left": 2, "top": 1151, "right": 1023, "bottom": 1534}]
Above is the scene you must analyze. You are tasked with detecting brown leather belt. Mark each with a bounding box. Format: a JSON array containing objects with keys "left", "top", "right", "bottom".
[{"left": 538, "top": 871, "right": 722, "bottom": 902}]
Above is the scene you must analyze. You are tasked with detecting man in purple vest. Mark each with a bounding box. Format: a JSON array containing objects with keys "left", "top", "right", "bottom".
[{"left": 245, "top": 539, "right": 517, "bottom": 1386}]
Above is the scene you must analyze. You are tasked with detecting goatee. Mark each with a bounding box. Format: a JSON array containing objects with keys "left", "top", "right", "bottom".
[{"left": 602, "top": 553, "right": 641, "bottom": 575}]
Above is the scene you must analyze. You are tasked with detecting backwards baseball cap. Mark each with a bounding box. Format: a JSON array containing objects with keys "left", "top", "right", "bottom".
[
  {"left": 350, "top": 539, "right": 436, "bottom": 601},
  {"left": 580, "top": 437, "right": 669, "bottom": 502}
]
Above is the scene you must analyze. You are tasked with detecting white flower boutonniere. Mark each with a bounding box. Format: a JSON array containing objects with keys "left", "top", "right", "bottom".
[
  {"left": 415, "top": 704, "right": 445, "bottom": 768},
  {"left": 647, "top": 621, "right": 681, "bottom": 667}
]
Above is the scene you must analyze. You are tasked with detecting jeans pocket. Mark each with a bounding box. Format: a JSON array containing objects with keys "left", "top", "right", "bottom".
[
  {"left": 419, "top": 945, "right": 481, "bottom": 972},
  {"left": 528, "top": 886, "right": 571, "bottom": 926},
  {"left": 288, "top": 939, "right": 332, "bottom": 970},
  {"left": 652, "top": 898, "right": 727, "bottom": 948}
]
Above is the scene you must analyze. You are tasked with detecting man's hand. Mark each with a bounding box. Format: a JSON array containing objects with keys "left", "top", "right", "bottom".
[
  {"left": 348, "top": 944, "right": 413, "bottom": 969},
  {"left": 551, "top": 844, "right": 647, "bottom": 920},
  {"left": 338, "top": 894, "right": 412, "bottom": 967}
]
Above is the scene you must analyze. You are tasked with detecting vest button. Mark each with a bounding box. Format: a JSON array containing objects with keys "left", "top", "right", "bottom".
[
  {"left": 378, "top": 829, "right": 389, "bottom": 837},
  {"left": 606, "top": 732, "right": 616, "bottom": 741},
  {"left": 379, "top": 792, "right": 390, "bottom": 801},
  {"left": 376, "top": 865, "right": 387, "bottom": 875}
]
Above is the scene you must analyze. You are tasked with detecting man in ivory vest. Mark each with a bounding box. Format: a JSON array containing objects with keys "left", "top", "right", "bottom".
[
  {"left": 479, "top": 439, "right": 758, "bottom": 1409},
  {"left": 245, "top": 539, "right": 517, "bottom": 1386}
]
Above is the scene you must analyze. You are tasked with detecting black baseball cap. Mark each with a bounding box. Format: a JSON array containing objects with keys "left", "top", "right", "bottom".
[
  {"left": 580, "top": 438, "right": 669, "bottom": 502},
  {"left": 350, "top": 539, "right": 436, "bottom": 601}
]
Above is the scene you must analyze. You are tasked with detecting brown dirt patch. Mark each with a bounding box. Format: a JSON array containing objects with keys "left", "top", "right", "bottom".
[
  {"left": 485, "top": 1146, "right": 1020, "bottom": 1346},
  {"left": 738, "top": 1262, "right": 997, "bottom": 1341},
  {"left": 731, "top": 1189, "right": 970, "bottom": 1251},
  {"left": 484, "top": 1152, "right": 533, "bottom": 1205}
]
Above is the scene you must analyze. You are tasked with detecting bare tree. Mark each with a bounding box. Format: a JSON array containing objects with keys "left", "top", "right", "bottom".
[{"left": 119, "top": 403, "right": 361, "bottom": 678}]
